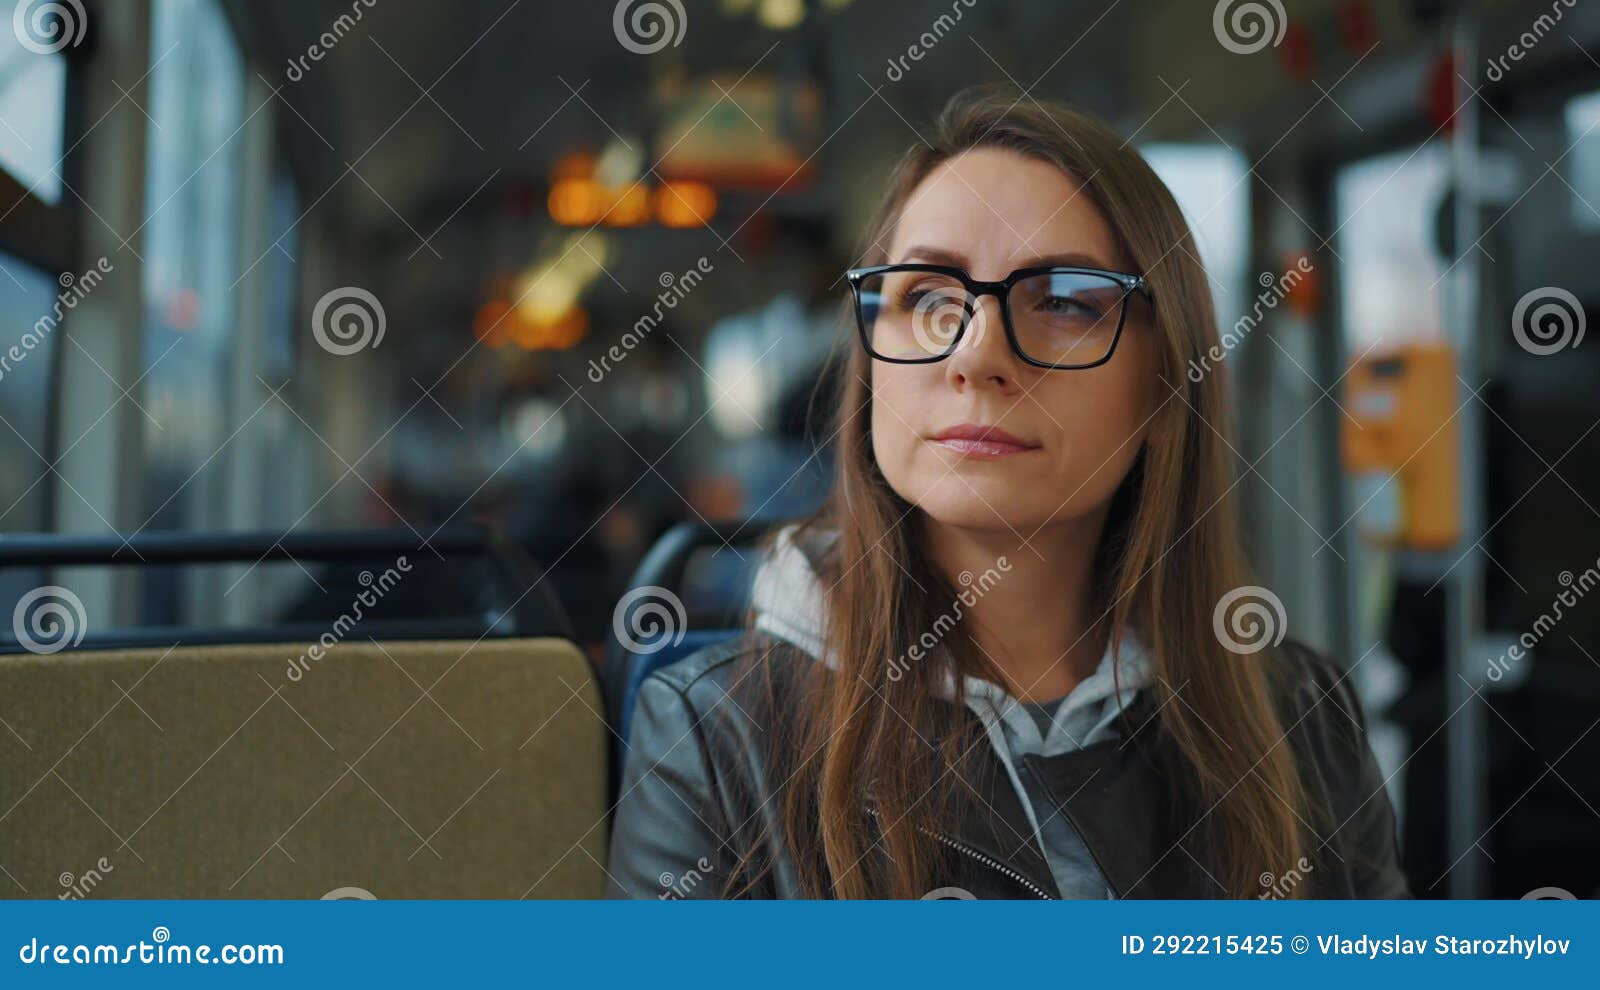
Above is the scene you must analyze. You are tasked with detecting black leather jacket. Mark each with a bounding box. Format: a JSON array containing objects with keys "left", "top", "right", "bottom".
[{"left": 607, "top": 631, "right": 1411, "bottom": 899}]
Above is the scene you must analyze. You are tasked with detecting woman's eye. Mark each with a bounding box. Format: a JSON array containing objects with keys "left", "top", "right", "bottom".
[
  {"left": 1039, "top": 294, "right": 1099, "bottom": 318},
  {"left": 895, "top": 283, "right": 949, "bottom": 308}
]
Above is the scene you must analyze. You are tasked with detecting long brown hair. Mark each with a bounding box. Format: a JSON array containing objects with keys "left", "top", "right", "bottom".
[{"left": 739, "top": 86, "right": 1307, "bottom": 899}]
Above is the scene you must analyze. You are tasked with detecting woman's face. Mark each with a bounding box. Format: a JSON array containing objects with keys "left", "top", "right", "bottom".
[{"left": 870, "top": 147, "right": 1160, "bottom": 533}]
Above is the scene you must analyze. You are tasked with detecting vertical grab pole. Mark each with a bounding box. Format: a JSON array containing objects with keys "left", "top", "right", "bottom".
[{"left": 1445, "top": 0, "right": 1488, "bottom": 899}]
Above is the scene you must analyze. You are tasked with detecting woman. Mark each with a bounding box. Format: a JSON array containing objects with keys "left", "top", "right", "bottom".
[{"left": 607, "top": 88, "right": 1409, "bottom": 900}]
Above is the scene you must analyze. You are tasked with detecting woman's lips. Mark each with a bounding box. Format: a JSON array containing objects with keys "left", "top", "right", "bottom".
[
  {"left": 928, "top": 423, "right": 1041, "bottom": 460},
  {"left": 929, "top": 436, "right": 1041, "bottom": 459}
]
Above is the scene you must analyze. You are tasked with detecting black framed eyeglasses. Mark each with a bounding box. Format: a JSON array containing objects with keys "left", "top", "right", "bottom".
[{"left": 845, "top": 264, "right": 1153, "bottom": 370}]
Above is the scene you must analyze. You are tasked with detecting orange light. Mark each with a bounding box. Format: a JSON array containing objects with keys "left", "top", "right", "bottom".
[
  {"left": 603, "top": 184, "right": 651, "bottom": 227},
  {"left": 654, "top": 181, "right": 718, "bottom": 228},
  {"left": 548, "top": 307, "right": 589, "bottom": 349},
  {"left": 1283, "top": 251, "right": 1321, "bottom": 319},
  {"left": 551, "top": 150, "right": 597, "bottom": 182},
  {"left": 508, "top": 306, "right": 589, "bottom": 351},
  {"left": 549, "top": 178, "right": 605, "bottom": 226},
  {"left": 473, "top": 300, "right": 514, "bottom": 347}
]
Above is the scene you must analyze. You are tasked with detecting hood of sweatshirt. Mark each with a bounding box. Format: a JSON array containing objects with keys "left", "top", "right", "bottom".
[{"left": 749, "top": 522, "right": 1153, "bottom": 757}]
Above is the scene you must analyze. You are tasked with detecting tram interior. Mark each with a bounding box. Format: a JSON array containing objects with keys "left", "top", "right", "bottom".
[{"left": 0, "top": 0, "right": 1597, "bottom": 900}]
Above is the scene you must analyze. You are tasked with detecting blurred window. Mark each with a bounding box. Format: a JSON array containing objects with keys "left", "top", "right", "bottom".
[
  {"left": 139, "top": 0, "right": 245, "bottom": 621},
  {"left": 262, "top": 168, "right": 299, "bottom": 383},
  {"left": 1140, "top": 143, "right": 1250, "bottom": 334},
  {"left": 0, "top": 250, "right": 60, "bottom": 599},
  {"left": 0, "top": 0, "right": 68, "bottom": 204},
  {"left": 1334, "top": 142, "right": 1450, "bottom": 350},
  {"left": 1565, "top": 89, "right": 1600, "bottom": 233}
]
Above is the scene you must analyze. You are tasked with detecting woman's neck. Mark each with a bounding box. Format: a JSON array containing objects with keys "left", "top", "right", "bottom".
[{"left": 921, "top": 511, "right": 1109, "bottom": 702}]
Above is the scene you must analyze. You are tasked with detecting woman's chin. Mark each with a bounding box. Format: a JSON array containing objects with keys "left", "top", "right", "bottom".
[{"left": 913, "top": 490, "right": 1049, "bottom": 533}]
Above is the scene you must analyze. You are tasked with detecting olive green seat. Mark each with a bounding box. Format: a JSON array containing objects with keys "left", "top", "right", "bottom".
[{"left": 0, "top": 638, "right": 607, "bottom": 899}]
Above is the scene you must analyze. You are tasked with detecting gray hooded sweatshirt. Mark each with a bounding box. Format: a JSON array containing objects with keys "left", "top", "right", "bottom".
[{"left": 750, "top": 524, "right": 1154, "bottom": 899}]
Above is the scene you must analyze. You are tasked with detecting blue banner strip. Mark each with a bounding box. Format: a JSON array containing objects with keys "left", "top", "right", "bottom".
[{"left": 2, "top": 900, "right": 1591, "bottom": 986}]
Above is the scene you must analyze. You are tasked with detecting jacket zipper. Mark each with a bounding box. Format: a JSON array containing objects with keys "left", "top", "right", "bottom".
[{"left": 865, "top": 806, "right": 1054, "bottom": 900}]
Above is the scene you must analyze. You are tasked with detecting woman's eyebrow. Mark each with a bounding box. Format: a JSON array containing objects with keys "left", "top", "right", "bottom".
[
  {"left": 1016, "top": 250, "right": 1113, "bottom": 270},
  {"left": 892, "top": 246, "right": 1116, "bottom": 271},
  {"left": 894, "top": 245, "right": 967, "bottom": 267}
]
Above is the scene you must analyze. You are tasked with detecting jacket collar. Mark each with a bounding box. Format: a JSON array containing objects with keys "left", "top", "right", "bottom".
[{"left": 945, "top": 688, "right": 1212, "bottom": 899}]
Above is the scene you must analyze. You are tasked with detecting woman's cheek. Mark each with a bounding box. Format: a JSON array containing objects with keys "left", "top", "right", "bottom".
[{"left": 870, "top": 378, "right": 926, "bottom": 498}]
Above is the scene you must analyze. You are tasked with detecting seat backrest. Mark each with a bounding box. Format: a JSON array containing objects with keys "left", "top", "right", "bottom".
[
  {"left": 614, "top": 629, "right": 740, "bottom": 756},
  {"left": 0, "top": 638, "right": 606, "bottom": 899},
  {"left": 602, "top": 521, "right": 779, "bottom": 750}
]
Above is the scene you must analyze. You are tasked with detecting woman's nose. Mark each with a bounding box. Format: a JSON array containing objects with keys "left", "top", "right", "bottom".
[{"left": 944, "top": 295, "right": 1020, "bottom": 391}]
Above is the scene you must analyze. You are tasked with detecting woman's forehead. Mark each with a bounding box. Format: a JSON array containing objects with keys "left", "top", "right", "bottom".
[{"left": 887, "top": 148, "right": 1124, "bottom": 274}]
